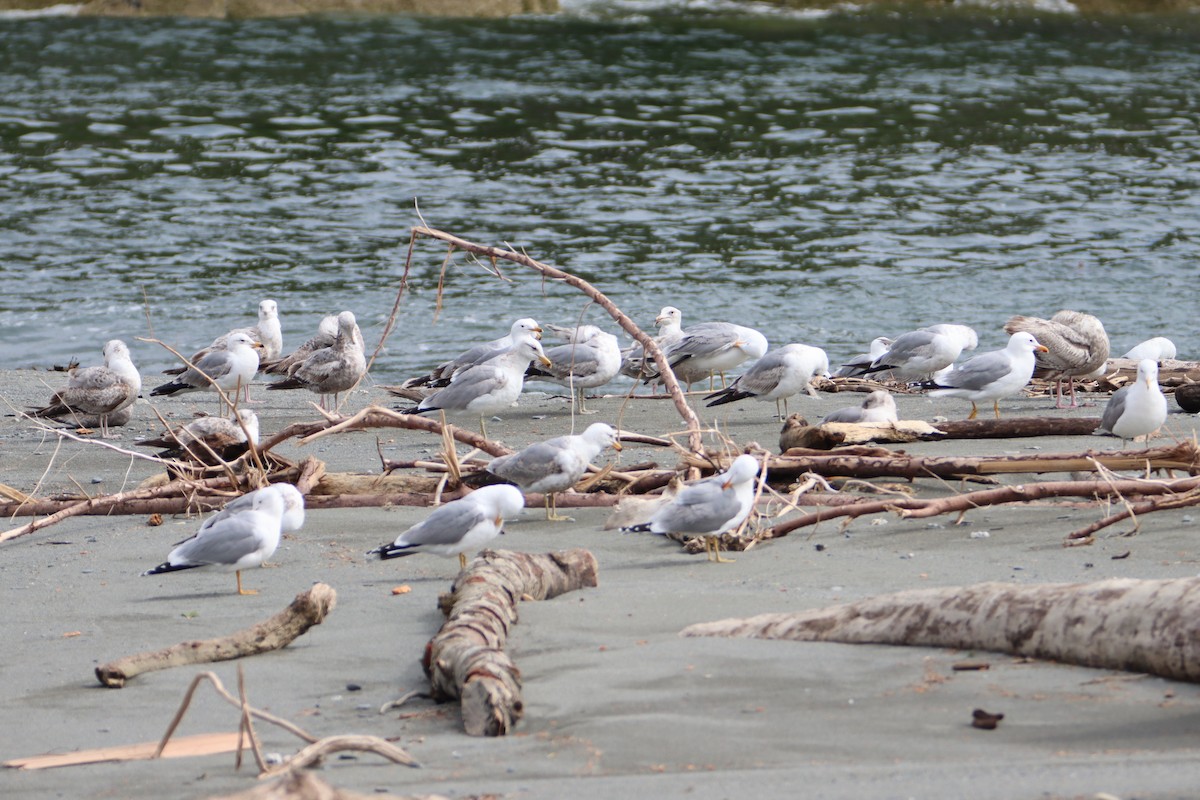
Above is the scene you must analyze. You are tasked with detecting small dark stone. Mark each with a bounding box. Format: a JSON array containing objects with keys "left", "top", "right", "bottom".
[
  {"left": 971, "top": 708, "right": 1004, "bottom": 730},
  {"left": 346, "top": 682, "right": 362, "bottom": 692},
  {"left": 815, "top": 543, "right": 826, "bottom": 552}
]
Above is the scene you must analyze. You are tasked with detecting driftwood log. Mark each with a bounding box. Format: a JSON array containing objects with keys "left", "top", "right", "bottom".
[
  {"left": 423, "top": 548, "right": 599, "bottom": 736},
  {"left": 96, "top": 584, "right": 337, "bottom": 688},
  {"left": 205, "top": 771, "right": 445, "bottom": 800},
  {"left": 778, "top": 415, "right": 1104, "bottom": 451},
  {"left": 682, "top": 577, "right": 1200, "bottom": 683}
]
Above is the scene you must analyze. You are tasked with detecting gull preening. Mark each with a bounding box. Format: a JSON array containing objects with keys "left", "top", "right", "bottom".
[
  {"left": 860, "top": 325, "right": 977, "bottom": 382},
  {"left": 397, "top": 331, "right": 552, "bottom": 437},
  {"left": 622, "top": 454, "right": 759, "bottom": 563},
  {"left": 403, "top": 317, "right": 543, "bottom": 389},
  {"left": 834, "top": 336, "right": 893, "bottom": 379},
  {"left": 928, "top": 332, "right": 1048, "bottom": 419},
  {"left": 1095, "top": 359, "right": 1167, "bottom": 446},
  {"left": 1122, "top": 337, "right": 1177, "bottom": 362},
  {"left": 821, "top": 390, "right": 898, "bottom": 424},
  {"left": 368, "top": 484, "right": 526, "bottom": 570},
  {"left": 150, "top": 332, "right": 263, "bottom": 407},
  {"left": 1004, "top": 310, "right": 1109, "bottom": 408},
  {"left": 266, "top": 310, "right": 366, "bottom": 410},
  {"left": 487, "top": 422, "right": 622, "bottom": 521},
  {"left": 524, "top": 324, "right": 621, "bottom": 414},
  {"left": 31, "top": 339, "right": 141, "bottom": 438},
  {"left": 643, "top": 313, "right": 769, "bottom": 391},
  {"left": 704, "top": 343, "right": 829, "bottom": 418},
  {"left": 142, "top": 485, "right": 297, "bottom": 595}
]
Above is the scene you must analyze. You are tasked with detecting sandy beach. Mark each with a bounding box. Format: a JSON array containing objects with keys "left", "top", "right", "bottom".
[{"left": 3, "top": 368, "right": 1200, "bottom": 800}]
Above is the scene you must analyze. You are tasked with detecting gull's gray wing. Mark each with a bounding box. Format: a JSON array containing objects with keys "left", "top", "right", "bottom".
[
  {"left": 822, "top": 406, "right": 865, "bottom": 424},
  {"left": 729, "top": 351, "right": 791, "bottom": 396},
  {"left": 183, "top": 349, "right": 236, "bottom": 385},
  {"left": 398, "top": 502, "right": 490, "bottom": 547},
  {"left": 1097, "top": 386, "right": 1129, "bottom": 434},
  {"left": 422, "top": 366, "right": 508, "bottom": 411},
  {"left": 940, "top": 350, "right": 1015, "bottom": 392},
  {"left": 488, "top": 442, "right": 579, "bottom": 492},
  {"left": 665, "top": 323, "right": 739, "bottom": 362},
  {"left": 651, "top": 481, "right": 741, "bottom": 535},
  {"left": 877, "top": 331, "right": 944, "bottom": 366},
  {"left": 172, "top": 515, "right": 264, "bottom": 566}
]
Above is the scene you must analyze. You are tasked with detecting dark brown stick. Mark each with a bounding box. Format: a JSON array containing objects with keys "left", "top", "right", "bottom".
[{"left": 423, "top": 549, "right": 598, "bottom": 736}]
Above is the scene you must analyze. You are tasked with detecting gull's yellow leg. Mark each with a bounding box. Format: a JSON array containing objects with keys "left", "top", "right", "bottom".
[
  {"left": 236, "top": 571, "right": 259, "bottom": 596},
  {"left": 967, "top": 402, "right": 979, "bottom": 420}
]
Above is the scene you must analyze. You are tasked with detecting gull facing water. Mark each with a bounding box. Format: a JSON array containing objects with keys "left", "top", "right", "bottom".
[
  {"left": 266, "top": 310, "right": 366, "bottom": 410},
  {"left": 524, "top": 324, "right": 622, "bottom": 414}
]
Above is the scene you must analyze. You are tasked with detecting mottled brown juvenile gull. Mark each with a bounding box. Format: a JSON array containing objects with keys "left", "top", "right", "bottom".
[
  {"left": 928, "top": 332, "right": 1048, "bottom": 419},
  {"left": 397, "top": 332, "right": 551, "bottom": 438},
  {"left": 524, "top": 324, "right": 621, "bottom": 413},
  {"left": 368, "top": 484, "right": 526, "bottom": 570},
  {"left": 705, "top": 343, "right": 829, "bottom": 418},
  {"left": 150, "top": 332, "right": 262, "bottom": 406},
  {"left": 263, "top": 313, "right": 361, "bottom": 376},
  {"left": 487, "top": 422, "right": 622, "bottom": 520},
  {"left": 622, "top": 454, "right": 759, "bottom": 563},
  {"left": 1004, "top": 310, "right": 1109, "bottom": 408},
  {"left": 267, "top": 311, "right": 366, "bottom": 410},
  {"left": 1095, "top": 359, "right": 1167, "bottom": 446},
  {"left": 136, "top": 408, "right": 259, "bottom": 466},
  {"left": 31, "top": 339, "right": 141, "bottom": 438},
  {"left": 142, "top": 487, "right": 286, "bottom": 596},
  {"left": 821, "top": 390, "right": 898, "bottom": 424}
]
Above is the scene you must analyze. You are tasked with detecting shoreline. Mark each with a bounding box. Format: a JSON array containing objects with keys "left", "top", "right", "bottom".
[{"left": 4, "top": 368, "right": 1200, "bottom": 799}]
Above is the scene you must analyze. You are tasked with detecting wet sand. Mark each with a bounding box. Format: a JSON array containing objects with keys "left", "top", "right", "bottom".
[{"left": 3, "top": 369, "right": 1200, "bottom": 800}]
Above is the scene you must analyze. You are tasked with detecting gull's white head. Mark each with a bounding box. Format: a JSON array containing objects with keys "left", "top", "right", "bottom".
[
  {"left": 655, "top": 307, "right": 682, "bottom": 328},
  {"left": 258, "top": 299, "right": 278, "bottom": 321},
  {"left": 512, "top": 318, "right": 542, "bottom": 340},
  {"left": 722, "top": 454, "right": 760, "bottom": 489},
  {"left": 582, "top": 422, "right": 622, "bottom": 451},
  {"left": 1137, "top": 358, "right": 1160, "bottom": 390},
  {"left": 1008, "top": 332, "right": 1047, "bottom": 354},
  {"left": 475, "top": 484, "right": 527, "bottom": 524}
]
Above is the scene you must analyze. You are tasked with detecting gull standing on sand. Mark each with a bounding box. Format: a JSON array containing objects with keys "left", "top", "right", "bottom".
[
  {"left": 928, "top": 332, "right": 1048, "bottom": 419},
  {"left": 136, "top": 408, "right": 259, "bottom": 466},
  {"left": 645, "top": 314, "right": 769, "bottom": 390},
  {"left": 396, "top": 332, "right": 552, "bottom": 438},
  {"left": 1095, "top": 359, "right": 1167, "bottom": 446},
  {"left": 142, "top": 487, "right": 288, "bottom": 595},
  {"left": 821, "top": 390, "right": 898, "bottom": 424},
  {"left": 163, "top": 299, "right": 282, "bottom": 402},
  {"left": 266, "top": 311, "right": 366, "bottom": 410},
  {"left": 150, "top": 332, "right": 262, "bottom": 407},
  {"left": 487, "top": 422, "right": 622, "bottom": 521},
  {"left": 524, "top": 324, "right": 621, "bottom": 414},
  {"left": 860, "top": 325, "right": 976, "bottom": 382},
  {"left": 31, "top": 339, "right": 141, "bottom": 438},
  {"left": 1004, "top": 310, "right": 1109, "bottom": 408},
  {"left": 403, "top": 318, "right": 543, "bottom": 389},
  {"left": 620, "top": 306, "right": 684, "bottom": 385},
  {"left": 704, "top": 344, "right": 829, "bottom": 418},
  {"left": 199, "top": 483, "right": 306, "bottom": 537},
  {"left": 834, "top": 337, "right": 893, "bottom": 378},
  {"left": 368, "top": 484, "right": 526, "bottom": 570},
  {"left": 1123, "top": 337, "right": 1177, "bottom": 362},
  {"left": 622, "top": 454, "right": 759, "bottom": 563}
]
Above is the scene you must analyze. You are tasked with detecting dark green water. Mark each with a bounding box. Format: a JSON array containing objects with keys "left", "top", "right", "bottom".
[{"left": 1, "top": 6, "right": 1197, "bottom": 376}]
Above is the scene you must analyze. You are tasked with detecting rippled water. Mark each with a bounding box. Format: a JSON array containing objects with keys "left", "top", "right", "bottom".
[{"left": 2, "top": 6, "right": 1198, "bottom": 379}]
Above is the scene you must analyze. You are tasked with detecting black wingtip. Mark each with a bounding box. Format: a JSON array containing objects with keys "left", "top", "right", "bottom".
[
  {"left": 621, "top": 523, "right": 653, "bottom": 534},
  {"left": 705, "top": 391, "right": 750, "bottom": 408},
  {"left": 141, "top": 561, "right": 199, "bottom": 576},
  {"left": 267, "top": 378, "right": 304, "bottom": 391},
  {"left": 370, "top": 543, "right": 417, "bottom": 560},
  {"left": 150, "top": 382, "right": 183, "bottom": 397}
]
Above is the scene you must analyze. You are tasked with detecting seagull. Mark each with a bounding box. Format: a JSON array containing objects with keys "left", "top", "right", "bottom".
[
  {"left": 859, "top": 326, "right": 974, "bottom": 382},
  {"left": 1095, "top": 359, "right": 1167, "bottom": 446},
  {"left": 403, "top": 318, "right": 543, "bottom": 389},
  {"left": 31, "top": 339, "right": 141, "bottom": 438},
  {"left": 622, "top": 454, "right": 759, "bottom": 563},
  {"left": 1123, "top": 337, "right": 1177, "bottom": 362},
  {"left": 834, "top": 337, "right": 893, "bottom": 378},
  {"left": 524, "top": 324, "right": 621, "bottom": 413},
  {"left": 704, "top": 344, "right": 830, "bottom": 418},
  {"left": 199, "top": 483, "right": 306, "bottom": 537},
  {"left": 150, "top": 332, "right": 263, "bottom": 407},
  {"left": 620, "top": 306, "right": 684, "bottom": 386},
  {"left": 266, "top": 311, "right": 366, "bottom": 410},
  {"left": 368, "top": 484, "right": 526, "bottom": 570},
  {"left": 645, "top": 316, "right": 769, "bottom": 390},
  {"left": 1004, "top": 310, "right": 1109, "bottom": 408},
  {"left": 922, "top": 324, "right": 979, "bottom": 354},
  {"left": 928, "top": 332, "right": 1049, "bottom": 419},
  {"left": 136, "top": 409, "right": 259, "bottom": 467},
  {"left": 142, "top": 487, "right": 288, "bottom": 595},
  {"left": 487, "top": 422, "right": 622, "bottom": 521},
  {"left": 162, "top": 300, "right": 283, "bottom": 402},
  {"left": 397, "top": 332, "right": 552, "bottom": 438},
  {"left": 821, "top": 390, "right": 898, "bottom": 424},
  {"left": 263, "top": 313, "right": 362, "bottom": 376}
]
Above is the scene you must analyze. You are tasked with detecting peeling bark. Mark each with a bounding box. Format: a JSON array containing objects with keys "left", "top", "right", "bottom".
[
  {"left": 422, "top": 549, "right": 598, "bottom": 736},
  {"left": 682, "top": 577, "right": 1200, "bottom": 683},
  {"left": 778, "top": 415, "right": 1104, "bottom": 451},
  {"left": 96, "top": 584, "right": 337, "bottom": 688}
]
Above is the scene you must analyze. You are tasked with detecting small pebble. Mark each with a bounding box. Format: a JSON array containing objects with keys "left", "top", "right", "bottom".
[
  {"left": 347, "top": 683, "right": 362, "bottom": 692},
  {"left": 969, "top": 531, "right": 990, "bottom": 539},
  {"left": 90, "top": 477, "right": 103, "bottom": 484}
]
